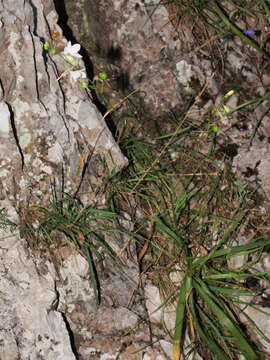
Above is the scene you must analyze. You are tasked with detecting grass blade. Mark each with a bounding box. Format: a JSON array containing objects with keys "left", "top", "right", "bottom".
[
  {"left": 189, "top": 293, "right": 232, "bottom": 360},
  {"left": 173, "top": 276, "right": 192, "bottom": 360},
  {"left": 83, "top": 245, "right": 100, "bottom": 305},
  {"left": 193, "top": 278, "right": 259, "bottom": 360},
  {"left": 153, "top": 216, "right": 190, "bottom": 260},
  {"left": 207, "top": 285, "right": 253, "bottom": 297}
]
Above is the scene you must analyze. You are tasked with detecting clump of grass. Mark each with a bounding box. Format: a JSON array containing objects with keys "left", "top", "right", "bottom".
[
  {"left": 101, "top": 82, "right": 270, "bottom": 358},
  {"left": 1, "top": 184, "right": 124, "bottom": 305},
  {"left": 154, "top": 213, "right": 270, "bottom": 360}
]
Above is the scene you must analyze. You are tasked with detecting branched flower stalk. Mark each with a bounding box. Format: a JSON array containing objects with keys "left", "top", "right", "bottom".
[{"left": 43, "top": 40, "right": 108, "bottom": 92}]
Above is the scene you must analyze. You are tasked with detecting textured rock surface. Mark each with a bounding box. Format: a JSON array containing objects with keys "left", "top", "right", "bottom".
[
  {"left": 0, "top": 0, "right": 127, "bottom": 205},
  {"left": 145, "top": 281, "right": 176, "bottom": 333},
  {"left": 64, "top": 0, "right": 216, "bottom": 137},
  {"left": 0, "top": 225, "right": 76, "bottom": 360},
  {"left": 233, "top": 140, "right": 270, "bottom": 199}
]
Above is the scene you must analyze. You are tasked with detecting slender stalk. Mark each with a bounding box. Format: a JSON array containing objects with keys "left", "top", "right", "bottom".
[
  {"left": 260, "top": 0, "right": 270, "bottom": 21},
  {"left": 210, "top": 0, "right": 270, "bottom": 57}
]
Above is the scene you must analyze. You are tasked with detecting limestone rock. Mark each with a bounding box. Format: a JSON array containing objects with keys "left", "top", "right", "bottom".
[
  {"left": 0, "top": 227, "right": 76, "bottom": 360},
  {"left": 0, "top": 0, "right": 127, "bottom": 358},
  {"left": 233, "top": 140, "right": 270, "bottom": 199},
  {"left": 63, "top": 0, "right": 214, "bottom": 124},
  {"left": 0, "top": 0, "right": 127, "bottom": 205}
]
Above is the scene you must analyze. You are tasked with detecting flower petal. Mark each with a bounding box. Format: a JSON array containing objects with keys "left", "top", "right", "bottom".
[
  {"left": 245, "top": 28, "right": 255, "bottom": 37},
  {"left": 63, "top": 41, "right": 72, "bottom": 54},
  {"left": 70, "top": 70, "right": 86, "bottom": 82},
  {"left": 63, "top": 42, "right": 82, "bottom": 58},
  {"left": 71, "top": 44, "right": 81, "bottom": 54}
]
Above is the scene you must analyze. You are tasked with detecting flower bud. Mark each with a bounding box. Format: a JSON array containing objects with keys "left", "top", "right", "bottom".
[
  {"left": 211, "top": 124, "right": 219, "bottom": 133},
  {"left": 99, "top": 71, "right": 108, "bottom": 80},
  {"left": 44, "top": 41, "right": 50, "bottom": 51},
  {"left": 80, "top": 81, "right": 89, "bottom": 88},
  {"left": 223, "top": 90, "right": 235, "bottom": 99}
]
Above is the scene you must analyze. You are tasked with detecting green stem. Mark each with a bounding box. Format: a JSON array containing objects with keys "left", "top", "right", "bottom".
[
  {"left": 259, "top": 0, "right": 270, "bottom": 21},
  {"left": 210, "top": 0, "right": 270, "bottom": 58}
]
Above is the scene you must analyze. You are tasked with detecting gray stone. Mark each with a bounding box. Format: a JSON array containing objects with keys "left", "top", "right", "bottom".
[
  {"left": 0, "top": 0, "right": 127, "bottom": 358},
  {"left": 0, "top": 0, "right": 127, "bottom": 205},
  {"left": 233, "top": 140, "right": 270, "bottom": 199},
  {"left": 0, "top": 228, "right": 76, "bottom": 360},
  {"left": 64, "top": 0, "right": 214, "bottom": 124}
]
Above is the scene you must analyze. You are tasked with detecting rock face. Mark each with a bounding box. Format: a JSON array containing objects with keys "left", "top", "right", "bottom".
[
  {"left": 2, "top": 0, "right": 270, "bottom": 359},
  {"left": 0, "top": 0, "right": 128, "bottom": 359},
  {"left": 63, "top": 0, "right": 216, "bottom": 137},
  {"left": 0, "top": 0, "right": 127, "bottom": 204},
  {"left": 0, "top": 229, "right": 77, "bottom": 360}
]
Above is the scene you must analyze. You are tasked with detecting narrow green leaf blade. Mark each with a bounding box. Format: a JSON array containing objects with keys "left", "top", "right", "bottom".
[
  {"left": 189, "top": 293, "right": 232, "bottom": 360},
  {"left": 173, "top": 276, "right": 192, "bottom": 360},
  {"left": 194, "top": 279, "right": 259, "bottom": 360}
]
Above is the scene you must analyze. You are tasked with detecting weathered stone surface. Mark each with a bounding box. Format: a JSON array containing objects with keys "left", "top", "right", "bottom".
[
  {"left": 233, "top": 140, "right": 270, "bottom": 199},
  {"left": 145, "top": 281, "right": 176, "bottom": 332},
  {"left": 0, "top": 0, "right": 127, "bottom": 205},
  {"left": 64, "top": 0, "right": 215, "bottom": 133},
  {"left": 0, "top": 226, "right": 76, "bottom": 360},
  {"left": 0, "top": 0, "right": 128, "bottom": 358}
]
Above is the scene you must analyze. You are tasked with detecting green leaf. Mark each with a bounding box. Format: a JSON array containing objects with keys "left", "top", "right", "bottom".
[
  {"left": 153, "top": 216, "right": 190, "bottom": 260},
  {"left": 204, "top": 272, "right": 266, "bottom": 281},
  {"left": 193, "top": 279, "right": 259, "bottom": 360},
  {"left": 154, "top": 127, "right": 192, "bottom": 140},
  {"left": 209, "top": 237, "right": 270, "bottom": 260},
  {"left": 189, "top": 293, "right": 232, "bottom": 360},
  {"left": 173, "top": 276, "right": 192, "bottom": 360},
  {"left": 207, "top": 285, "right": 253, "bottom": 297},
  {"left": 83, "top": 245, "right": 100, "bottom": 305}
]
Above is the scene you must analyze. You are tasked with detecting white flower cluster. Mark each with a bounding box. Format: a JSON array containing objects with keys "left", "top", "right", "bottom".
[
  {"left": 44, "top": 40, "right": 108, "bottom": 90},
  {"left": 62, "top": 41, "right": 86, "bottom": 82}
]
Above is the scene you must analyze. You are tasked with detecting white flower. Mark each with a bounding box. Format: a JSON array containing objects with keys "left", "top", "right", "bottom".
[
  {"left": 63, "top": 41, "right": 82, "bottom": 58},
  {"left": 69, "top": 69, "right": 86, "bottom": 82},
  {"left": 62, "top": 41, "right": 82, "bottom": 63}
]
